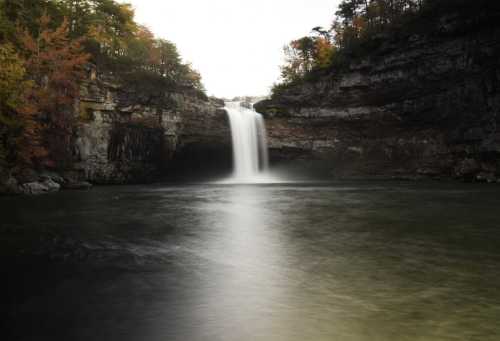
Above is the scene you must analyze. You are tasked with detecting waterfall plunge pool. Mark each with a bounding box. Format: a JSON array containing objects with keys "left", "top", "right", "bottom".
[{"left": 2, "top": 181, "right": 500, "bottom": 341}]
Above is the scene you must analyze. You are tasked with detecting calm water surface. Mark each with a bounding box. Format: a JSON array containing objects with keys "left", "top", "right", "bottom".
[{"left": 2, "top": 182, "right": 500, "bottom": 340}]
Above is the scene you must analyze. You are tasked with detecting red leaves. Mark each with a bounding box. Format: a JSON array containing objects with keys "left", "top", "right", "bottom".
[{"left": 16, "top": 14, "right": 90, "bottom": 168}]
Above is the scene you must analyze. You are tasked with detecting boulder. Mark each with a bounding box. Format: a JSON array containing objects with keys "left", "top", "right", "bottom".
[
  {"left": 476, "top": 172, "right": 497, "bottom": 183},
  {"left": 20, "top": 179, "right": 61, "bottom": 195},
  {"left": 39, "top": 171, "right": 65, "bottom": 185},
  {"left": 454, "top": 158, "right": 480, "bottom": 178}
]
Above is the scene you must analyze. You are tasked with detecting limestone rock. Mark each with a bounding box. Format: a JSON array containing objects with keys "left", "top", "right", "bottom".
[
  {"left": 255, "top": 11, "right": 500, "bottom": 181},
  {"left": 20, "top": 179, "right": 60, "bottom": 195},
  {"left": 75, "top": 74, "right": 231, "bottom": 184},
  {"left": 39, "top": 171, "right": 65, "bottom": 185}
]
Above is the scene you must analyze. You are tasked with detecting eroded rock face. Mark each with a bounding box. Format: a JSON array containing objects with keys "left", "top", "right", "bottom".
[
  {"left": 0, "top": 73, "right": 231, "bottom": 194},
  {"left": 74, "top": 73, "right": 231, "bottom": 184},
  {"left": 255, "top": 13, "right": 500, "bottom": 181}
]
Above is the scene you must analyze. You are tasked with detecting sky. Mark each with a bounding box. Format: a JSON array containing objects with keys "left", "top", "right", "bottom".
[{"left": 121, "top": 0, "right": 340, "bottom": 98}]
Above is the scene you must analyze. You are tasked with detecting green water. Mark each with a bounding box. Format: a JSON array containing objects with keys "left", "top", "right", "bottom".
[{"left": 2, "top": 181, "right": 500, "bottom": 340}]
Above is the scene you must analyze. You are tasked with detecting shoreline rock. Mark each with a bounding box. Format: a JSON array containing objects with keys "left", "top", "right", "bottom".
[{"left": 20, "top": 179, "right": 61, "bottom": 195}]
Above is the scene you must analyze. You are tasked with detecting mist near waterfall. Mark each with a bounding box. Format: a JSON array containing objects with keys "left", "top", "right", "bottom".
[{"left": 221, "top": 101, "right": 281, "bottom": 184}]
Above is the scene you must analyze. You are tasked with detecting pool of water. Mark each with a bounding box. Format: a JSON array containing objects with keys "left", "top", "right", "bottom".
[{"left": 2, "top": 181, "right": 500, "bottom": 340}]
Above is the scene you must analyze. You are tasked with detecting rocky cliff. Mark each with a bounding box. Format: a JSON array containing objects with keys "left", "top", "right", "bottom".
[
  {"left": 256, "top": 11, "right": 500, "bottom": 182},
  {"left": 0, "top": 69, "right": 231, "bottom": 194},
  {"left": 76, "top": 70, "right": 231, "bottom": 184}
]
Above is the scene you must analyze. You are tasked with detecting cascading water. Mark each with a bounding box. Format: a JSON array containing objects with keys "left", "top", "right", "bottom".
[{"left": 225, "top": 101, "right": 270, "bottom": 182}]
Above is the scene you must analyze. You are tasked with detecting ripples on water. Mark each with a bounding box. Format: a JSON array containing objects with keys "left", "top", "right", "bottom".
[{"left": 2, "top": 182, "right": 500, "bottom": 340}]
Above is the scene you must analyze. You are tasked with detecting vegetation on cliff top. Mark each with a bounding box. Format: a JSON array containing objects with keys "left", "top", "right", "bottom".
[
  {"left": 0, "top": 0, "right": 204, "bottom": 172},
  {"left": 274, "top": 0, "right": 497, "bottom": 95}
]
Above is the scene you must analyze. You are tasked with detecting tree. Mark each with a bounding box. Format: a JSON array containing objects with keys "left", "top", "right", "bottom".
[
  {"left": 56, "top": 0, "right": 94, "bottom": 37},
  {"left": 0, "top": 43, "right": 30, "bottom": 166},
  {"left": 154, "top": 39, "right": 181, "bottom": 78},
  {"left": 274, "top": 0, "right": 442, "bottom": 93},
  {"left": 126, "top": 25, "right": 155, "bottom": 68},
  {"left": 0, "top": 0, "right": 208, "bottom": 171},
  {"left": 2, "top": 0, "right": 61, "bottom": 36},
  {"left": 88, "top": 0, "right": 137, "bottom": 58},
  {"left": 314, "top": 37, "right": 334, "bottom": 69},
  {"left": 17, "top": 14, "right": 90, "bottom": 167},
  {"left": 280, "top": 30, "right": 335, "bottom": 84}
]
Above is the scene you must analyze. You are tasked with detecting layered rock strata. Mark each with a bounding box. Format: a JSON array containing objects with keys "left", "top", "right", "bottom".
[{"left": 256, "top": 13, "right": 500, "bottom": 181}]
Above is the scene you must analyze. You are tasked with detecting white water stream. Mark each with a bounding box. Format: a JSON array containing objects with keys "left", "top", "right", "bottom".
[{"left": 225, "top": 101, "right": 271, "bottom": 183}]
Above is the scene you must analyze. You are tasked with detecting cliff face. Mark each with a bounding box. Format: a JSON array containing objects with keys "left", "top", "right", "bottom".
[
  {"left": 0, "top": 70, "right": 231, "bottom": 194},
  {"left": 75, "top": 71, "right": 231, "bottom": 184},
  {"left": 255, "top": 13, "right": 500, "bottom": 181}
]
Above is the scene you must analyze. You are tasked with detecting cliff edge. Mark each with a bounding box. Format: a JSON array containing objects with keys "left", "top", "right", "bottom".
[{"left": 255, "top": 9, "right": 500, "bottom": 182}]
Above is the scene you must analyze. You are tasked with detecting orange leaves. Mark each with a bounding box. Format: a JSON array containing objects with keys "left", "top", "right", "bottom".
[
  {"left": 352, "top": 16, "right": 367, "bottom": 33},
  {"left": 281, "top": 33, "right": 335, "bottom": 83},
  {"left": 15, "top": 13, "right": 90, "bottom": 167},
  {"left": 16, "top": 105, "right": 49, "bottom": 165},
  {"left": 314, "top": 37, "right": 334, "bottom": 69},
  {"left": 19, "top": 14, "right": 90, "bottom": 110}
]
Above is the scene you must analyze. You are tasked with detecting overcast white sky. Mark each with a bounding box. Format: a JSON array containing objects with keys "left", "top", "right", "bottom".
[{"left": 122, "top": 0, "right": 340, "bottom": 98}]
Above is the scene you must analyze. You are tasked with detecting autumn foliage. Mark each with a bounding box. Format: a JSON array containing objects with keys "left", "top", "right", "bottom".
[
  {"left": 0, "top": 0, "right": 205, "bottom": 172},
  {"left": 0, "top": 43, "right": 27, "bottom": 166},
  {"left": 276, "top": 0, "right": 487, "bottom": 91},
  {"left": 16, "top": 14, "right": 90, "bottom": 167},
  {"left": 281, "top": 34, "right": 334, "bottom": 84}
]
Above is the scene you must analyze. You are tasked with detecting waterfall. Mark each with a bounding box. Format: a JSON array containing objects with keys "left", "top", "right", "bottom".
[{"left": 225, "top": 101, "right": 269, "bottom": 182}]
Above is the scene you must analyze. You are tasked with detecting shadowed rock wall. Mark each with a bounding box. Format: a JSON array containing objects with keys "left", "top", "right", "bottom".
[
  {"left": 74, "top": 72, "right": 231, "bottom": 184},
  {"left": 256, "top": 11, "right": 500, "bottom": 182}
]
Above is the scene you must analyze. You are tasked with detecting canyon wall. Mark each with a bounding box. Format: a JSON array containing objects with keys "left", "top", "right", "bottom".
[
  {"left": 76, "top": 71, "right": 231, "bottom": 184},
  {"left": 0, "top": 69, "right": 231, "bottom": 194},
  {"left": 255, "top": 12, "right": 500, "bottom": 181}
]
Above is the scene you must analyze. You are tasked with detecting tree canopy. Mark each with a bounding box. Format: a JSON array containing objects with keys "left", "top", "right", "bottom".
[
  {"left": 275, "top": 0, "right": 491, "bottom": 93},
  {"left": 0, "top": 0, "right": 205, "bottom": 170}
]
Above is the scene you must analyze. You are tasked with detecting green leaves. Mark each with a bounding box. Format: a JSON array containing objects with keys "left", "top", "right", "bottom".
[
  {"left": 0, "top": 0, "right": 206, "bottom": 169},
  {"left": 0, "top": 43, "right": 28, "bottom": 166},
  {"left": 0, "top": 43, "right": 26, "bottom": 109},
  {"left": 274, "top": 0, "right": 444, "bottom": 94}
]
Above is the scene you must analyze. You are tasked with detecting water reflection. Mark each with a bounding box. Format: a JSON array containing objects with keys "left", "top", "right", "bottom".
[
  {"left": 187, "top": 185, "right": 290, "bottom": 340},
  {"left": 3, "top": 183, "right": 500, "bottom": 340}
]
